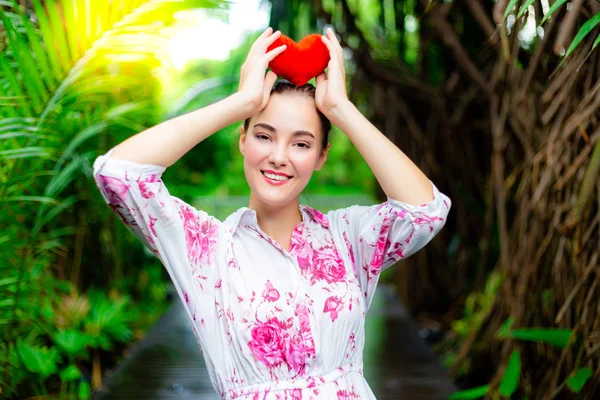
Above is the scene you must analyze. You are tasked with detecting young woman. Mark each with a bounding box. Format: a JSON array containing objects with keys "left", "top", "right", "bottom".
[{"left": 93, "top": 27, "right": 451, "bottom": 399}]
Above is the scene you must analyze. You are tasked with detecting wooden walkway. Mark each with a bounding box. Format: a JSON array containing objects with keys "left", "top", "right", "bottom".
[{"left": 92, "top": 285, "right": 456, "bottom": 399}]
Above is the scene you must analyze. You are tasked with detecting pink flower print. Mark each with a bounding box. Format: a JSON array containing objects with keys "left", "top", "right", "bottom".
[
  {"left": 178, "top": 202, "right": 218, "bottom": 266},
  {"left": 392, "top": 209, "right": 408, "bottom": 222},
  {"left": 414, "top": 213, "right": 445, "bottom": 225},
  {"left": 289, "top": 223, "right": 304, "bottom": 253},
  {"left": 310, "top": 208, "right": 329, "bottom": 227},
  {"left": 296, "top": 244, "right": 314, "bottom": 274},
  {"left": 138, "top": 174, "right": 161, "bottom": 199},
  {"left": 295, "top": 304, "right": 312, "bottom": 334},
  {"left": 97, "top": 175, "right": 130, "bottom": 204},
  {"left": 342, "top": 231, "right": 355, "bottom": 269},
  {"left": 323, "top": 296, "right": 343, "bottom": 322},
  {"left": 179, "top": 204, "right": 202, "bottom": 263},
  {"left": 262, "top": 280, "right": 280, "bottom": 302},
  {"left": 286, "top": 334, "right": 308, "bottom": 375},
  {"left": 247, "top": 318, "right": 286, "bottom": 368},
  {"left": 337, "top": 388, "right": 360, "bottom": 399},
  {"left": 369, "top": 214, "right": 393, "bottom": 273},
  {"left": 312, "top": 248, "right": 345, "bottom": 284},
  {"left": 147, "top": 213, "right": 158, "bottom": 237},
  {"left": 291, "top": 388, "right": 302, "bottom": 400}
]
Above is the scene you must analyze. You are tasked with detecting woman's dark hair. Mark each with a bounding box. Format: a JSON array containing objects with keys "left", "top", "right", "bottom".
[{"left": 242, "top": 80, "right": 331, "bottom": 150}]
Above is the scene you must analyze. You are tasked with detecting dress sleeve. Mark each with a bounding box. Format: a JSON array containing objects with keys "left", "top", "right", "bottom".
[
  {"left": 92, "top": 147, "right": 220, "bottom": 297},
  {"left": 328, "top": 180, "right": 451, "bottom": 309}
]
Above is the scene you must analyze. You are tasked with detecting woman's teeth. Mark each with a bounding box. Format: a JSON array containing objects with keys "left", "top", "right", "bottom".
[{"left": 263, "top": 171, "right": 290, "bottom": 181}]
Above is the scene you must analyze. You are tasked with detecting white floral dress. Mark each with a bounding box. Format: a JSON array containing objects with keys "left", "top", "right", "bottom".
[{"left": 93, "top": 148, "right": 451, "bottom": 399}]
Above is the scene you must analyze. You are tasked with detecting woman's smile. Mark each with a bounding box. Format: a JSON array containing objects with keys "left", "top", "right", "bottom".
[
  {"left": 261, "top": 169, "right": 293, "bottom": 185},
  {"left": 260, "top": 169, "right": 292, "bottom": 182}
]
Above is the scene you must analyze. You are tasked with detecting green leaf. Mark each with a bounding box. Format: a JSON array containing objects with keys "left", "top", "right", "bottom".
[
  {"left": 32, "top": 195, "right": 78, "bottom": 237},
  {"left": 516, "top": 0, "right": 536, "bottom": 19},
  {"left": 0, "top": 298, "right": 16, "bottom": 308},
  {"left": 30, "top": 0, "right": 64, "bottom": 81},
  {"left": 567, "top": 368, "right": 593, "bottom": 393},
  {"left": 540, "top": 0, "right": 568, "bottom": 25},
  {"left": 593, "top": 33, "right": 600, "bottom": 52},
  {"left": 0, "top": 147, "right": 51, "bottom": 159},
  {"left": 15, "top": 341, "right": 59, "bottom": 378},
  {"left": 565, "top": 12, "right": 600, "bottom": 59},
  {"left": 0, "top": 11, "right": 47, "bottom": 112},
  {"left": 0, "top": 276, "right": 19, "bottom": 288},
  {"left": 44, "top": 155, "right": 87, "bottom": 197},
  {"left": 44, "top": 0, "right": 73, "bottom": 69},
  {"left": 11, "top": 0, "right": 57, "bottom": 90},
  {"left": 0, "top": 195, "right": 57, "bottom": 204},
  {"left": 450, "top": 385, "right": 489, "bottom": 399},
  {"left": 499, "top": 349, "right": 520, "bottom": 396},
  {"left": 503, "top": 0, "right": 520, "bottom": 20},
  {"left": 54, "top": 329, "right": 90, "bottom": 355},
  {"left": 509, "top": 328, "right": 573, "bottom": 348},
  {"left": 78, "top": 380, "right": 92, "bottom": 399},
  {"left": 60, "top": 364, "right": 82, "bottom": 381},
  {"left": 0, "top": 53, "right": 33, "bottom": 116},
  {"left": 497, "top": 317, "right": 515, "bottom": 339},
  {"left": 55, "top": 121, "right": 108, "bottom": 168}
]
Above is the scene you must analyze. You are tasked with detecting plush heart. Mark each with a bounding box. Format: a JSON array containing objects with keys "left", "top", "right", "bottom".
[{"left": 267, "top": 34, "right": 330, "bottom": 86}]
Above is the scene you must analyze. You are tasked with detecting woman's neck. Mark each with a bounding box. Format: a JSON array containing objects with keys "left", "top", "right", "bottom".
[{"left": 248, "top": 195, "right": 302, "bottom": 250}]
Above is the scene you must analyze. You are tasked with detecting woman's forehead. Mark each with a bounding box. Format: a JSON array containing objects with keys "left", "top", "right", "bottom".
[{"left": 253, "top": 94, "right": 321, "bottom": 134}]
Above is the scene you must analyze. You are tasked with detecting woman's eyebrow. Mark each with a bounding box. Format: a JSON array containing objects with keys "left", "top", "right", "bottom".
[{"left": 253, "top": 123, "right": 315, "bottom": 139}]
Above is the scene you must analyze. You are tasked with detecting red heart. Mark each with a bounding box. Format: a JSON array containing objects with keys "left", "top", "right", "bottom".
[{"left": 267, "top": 34, "right": 330, "bottom": 86}]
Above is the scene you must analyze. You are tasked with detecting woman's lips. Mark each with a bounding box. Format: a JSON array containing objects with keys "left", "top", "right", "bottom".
[
  {"left": 261, "top": 170, "right": 292, "bottom": 186},
  {"left": 262, "top": 169, "right": 292, "bottom": 178}
]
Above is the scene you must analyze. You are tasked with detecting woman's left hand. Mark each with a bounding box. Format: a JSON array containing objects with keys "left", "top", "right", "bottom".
[{"left": 315, "top": 27, "right": 349, "bottom": 118}]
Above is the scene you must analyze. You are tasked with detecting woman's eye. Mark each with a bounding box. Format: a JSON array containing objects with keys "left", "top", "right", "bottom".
[
  {"left": 256, "top": 134, "right": 269, "bottom": 140},
  {"left": 295, "top": 142, "right": 310, "bottom": 149}
]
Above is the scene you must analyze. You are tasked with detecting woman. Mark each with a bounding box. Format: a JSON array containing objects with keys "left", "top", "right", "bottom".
[{"left": 93, "top": 27, "right": 451, "bottom": 399}]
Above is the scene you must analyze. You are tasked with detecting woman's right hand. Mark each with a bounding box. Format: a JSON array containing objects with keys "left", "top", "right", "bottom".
[{"left": 237, "top": 27, "right": 287, "bottom": 117}]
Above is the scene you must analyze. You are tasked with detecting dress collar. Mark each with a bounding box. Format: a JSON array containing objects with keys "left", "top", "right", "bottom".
[{"left": 225, "top": 204, "right": 330, "bottom": 234}]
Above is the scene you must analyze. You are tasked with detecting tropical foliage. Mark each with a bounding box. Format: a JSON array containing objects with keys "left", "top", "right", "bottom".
[{"left": 0, "top": 0, "right": 225, "bottom": 397}]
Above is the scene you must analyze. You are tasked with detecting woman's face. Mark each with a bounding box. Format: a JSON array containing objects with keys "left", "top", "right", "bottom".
[{"left": 240, "top": 93, "right": 329, "bottom": 208}]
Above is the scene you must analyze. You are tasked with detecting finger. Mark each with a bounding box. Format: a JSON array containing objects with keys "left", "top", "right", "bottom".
[
  {"left": 265, "top": 44, "right": 287, "bottom": 61},
  {"left": 326, "top": 28, "right": 344, "bottom": 60},
  {"left": 263, "top": 30, "right": 282, "bottom": 50},
  {"left": 321, "top": 35, "right": 339, "bottom": 62},
  {"left": 316, "top": 72, "right": 327, "bottom": 85},
  {"left": 262, "top": 70, "right": 278, "bottom": 107},
  {"left": 251, "top": 27, "right": 274, "bottom": 52},
  {"left": 261, "top": 26, "right": 274, "bottom": 38},
  {"left": 323, "top": 34, "right": 344, "bottom": 71},
  {"left": 264, "top": 70, "right": 278, "bottom": 89}
]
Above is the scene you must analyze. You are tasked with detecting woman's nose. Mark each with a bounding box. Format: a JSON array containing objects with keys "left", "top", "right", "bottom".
[{"left": 269, "top": 144, "right": 288, "bottom": 166}]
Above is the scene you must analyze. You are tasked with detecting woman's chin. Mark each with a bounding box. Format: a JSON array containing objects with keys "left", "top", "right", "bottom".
[
  {"left": 256, "top": 193, "right": 296, "bottom": 208},
  {"left": 250, "top": 185, "right": 303, "bottom": 208}
]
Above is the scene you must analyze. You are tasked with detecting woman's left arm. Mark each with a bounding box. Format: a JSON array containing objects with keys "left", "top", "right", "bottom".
[{"left": 317, "top": 28, "right": 433, "bottom": 206}]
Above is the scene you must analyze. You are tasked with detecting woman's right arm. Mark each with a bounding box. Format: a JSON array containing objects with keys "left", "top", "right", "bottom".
[
  {"left": 110, "top": 93, "right": 251, "bottom": 167},
  {"left": 91, "top": 28, "right": 286, "bottom": 293},
  {"left": 110, "top": 27, "right": 286, "bottom": 167}
]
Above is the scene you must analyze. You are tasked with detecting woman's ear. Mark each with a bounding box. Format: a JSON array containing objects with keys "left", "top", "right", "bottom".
[
  {"left": 239, "top": 126, "right": 246, "bottom": 155},
  {"left": 315, "top": 143, "right": 330, "bottom": 171}
]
